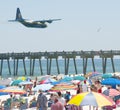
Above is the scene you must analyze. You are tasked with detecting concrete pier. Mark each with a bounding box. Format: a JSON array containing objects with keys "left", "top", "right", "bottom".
[{"left": 0, "top": 50, "right": 119, "bottom": 76}]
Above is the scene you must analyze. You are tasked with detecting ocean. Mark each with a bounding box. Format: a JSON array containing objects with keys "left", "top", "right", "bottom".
[{"left": 1, "top": 58, "right": 120, "bottom": 78}]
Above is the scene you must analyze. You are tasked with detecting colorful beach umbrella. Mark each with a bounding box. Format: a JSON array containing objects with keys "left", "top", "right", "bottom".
[
  {"left": 68, "top": 92, "right": 114, "bottom": 107},
  {"left": 103, "top": 88, "right": 120, "bottom": 97},
  {"left": 50, "top": 82, "right": 77, "bottom": 91},
  {"left": 89, "top": 73, "right": 103, "bottom": 80},
  {"left": 0, "top": 86, "right": 26, "bottom": 94},
  {"left": 39, "top": 78, "right": 56, "bottom": 84}
]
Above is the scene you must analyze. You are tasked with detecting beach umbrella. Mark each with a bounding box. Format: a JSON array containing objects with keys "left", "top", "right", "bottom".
[
  {"left": 10, "top": 80, "right": 23, "bottom": 86},
  {"left": 102, "top": 73, "right": 113, "bottom": 79},
  {"left": 33, "top": 83, "right": 53, "bottom": 91},
  {"left": 68, "top": 92, "right": 114, "bottom": 107},
  {"left": 39, "top": 75, "right": 51, "bottom": 81},
  {"left": 39, "top": 78, "right": 56, "bottom": 84},
  {"left": 56, "top": 74, "right": 65, "bottom": 80},
  {"left": 17, "top": 76, "right": 26, "bottom": 81},
  {"left": 103, "top": 88, "right": 120, "bottom": 97},
  {"left": 101, "top": 78, "right": 120, "bottom": 85},
  {"left": 0, "top": 79, "right": 12, "bottom": 86},
  {"left": 89, "top": 73, "right": 103, "bottom": 80},
  {"left": 0, "top": 86, "right": 26, "bottom": 94},
  {"left": 19, "top": 81, "right": 33, "bottom": 85},
  {"left": 50, "top": 82, "right": 77, "bottom": 91},
  {"left": 73, "top": 76, "right": 86, "bottom": 81},
  {"left": 0, "top": 85, "right": 6, "bottom": 89},
  {"left": 85, "top": 72, "right": 98, "bottom": 78},
  {"left": 60, "top": 76, "right": 73, "bottom": 82}
]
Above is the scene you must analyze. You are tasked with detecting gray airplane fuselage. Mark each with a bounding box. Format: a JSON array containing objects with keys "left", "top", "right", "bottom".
[{"left": 19, "top": 19, "right": 47, "bottom": 28}]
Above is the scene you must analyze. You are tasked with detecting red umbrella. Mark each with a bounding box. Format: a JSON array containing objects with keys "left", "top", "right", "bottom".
[{"left": 103, "top": 88, "right": 120, "bottom": 97}]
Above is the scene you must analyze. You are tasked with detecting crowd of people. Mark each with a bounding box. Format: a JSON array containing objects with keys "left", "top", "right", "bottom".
[{"left": 0, "top": 75, "right": 120, "bottom": 110}]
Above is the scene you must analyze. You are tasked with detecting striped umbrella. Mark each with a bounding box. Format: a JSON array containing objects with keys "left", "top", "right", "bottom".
[
  {"left": 68, "top": 92, "right": 114, "bottom": 107},
  {"left": 103, "top": 88, "right": 120, "bottom": 97},
  {"left": 0, "top": 86, "right": 26, "bottom": 94}
]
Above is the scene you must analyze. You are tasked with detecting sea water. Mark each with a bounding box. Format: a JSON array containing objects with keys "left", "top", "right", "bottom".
[{"left": 1, "top": 58, "right": 120, "bottom": 78}]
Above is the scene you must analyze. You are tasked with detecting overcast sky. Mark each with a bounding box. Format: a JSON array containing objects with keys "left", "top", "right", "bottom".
[{"left": 0, "top": 0, "right": 120, "bottom": 53}]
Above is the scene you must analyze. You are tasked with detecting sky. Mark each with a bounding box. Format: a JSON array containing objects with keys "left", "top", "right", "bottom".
[{"left": 0, "top": 0, "right": 120, "bottom": 53}]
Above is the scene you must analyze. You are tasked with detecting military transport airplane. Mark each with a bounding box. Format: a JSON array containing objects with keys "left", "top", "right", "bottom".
[{"left": 9, "top": 8, "right": 61, "bottom": 28}]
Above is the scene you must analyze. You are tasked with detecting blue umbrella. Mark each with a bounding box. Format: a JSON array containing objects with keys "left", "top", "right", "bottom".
[
  {"left": 60, "top": 76, "right": 73, "bottom": 82},
  {"left": 101, "top": 78, "right": 120, "bottom": 89},
  {"left": 0, "top": 85, "right": 6, "bottom": 89},
  {"left": 101, "top": 78, "right": 120, "bottom": 85}
]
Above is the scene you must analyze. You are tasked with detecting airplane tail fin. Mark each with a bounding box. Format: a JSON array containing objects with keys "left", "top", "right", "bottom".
[{"left": 16, "top": 8, "right": 23, "bottom": 20}]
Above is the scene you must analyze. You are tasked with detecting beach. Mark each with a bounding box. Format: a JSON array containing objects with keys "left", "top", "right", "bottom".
[{"left": 0, "top": 74, "right": 120, "bottom": 110}]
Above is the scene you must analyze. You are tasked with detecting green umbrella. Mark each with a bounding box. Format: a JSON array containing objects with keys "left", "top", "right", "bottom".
[
  {"left": 102, "top": 73, "right": 113, "bottom": 79},
  {"left": 11, "top": 80, "right": 23, "bottom": 86},
  {"left": 73, "top": 75, "right": 86, "bottom": 81}
]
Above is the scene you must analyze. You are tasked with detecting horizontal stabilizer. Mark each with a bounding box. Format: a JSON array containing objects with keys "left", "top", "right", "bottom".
[{"left": 8, "top": 20, "right": 17, "bottom": 22}]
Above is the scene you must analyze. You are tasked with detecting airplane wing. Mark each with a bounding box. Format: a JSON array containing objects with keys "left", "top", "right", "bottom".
[{"left": 36, "top": 19, "right": 61, "bottom": 23}]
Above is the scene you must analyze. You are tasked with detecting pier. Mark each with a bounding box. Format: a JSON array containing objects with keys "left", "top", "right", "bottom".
[{"left": 0, "top": 50, "right": 120, "bottom": 76}]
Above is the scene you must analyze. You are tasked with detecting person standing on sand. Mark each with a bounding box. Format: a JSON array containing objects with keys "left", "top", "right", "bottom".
[
  {"left": 36, "top": 89, "right": 47, "bottom": 110},
  {"left": 51, "top": 98, "right": 64, "bottom": 110}
]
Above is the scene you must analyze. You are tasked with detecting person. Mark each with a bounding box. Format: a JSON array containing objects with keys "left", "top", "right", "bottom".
[
  {"left": 3, "top": 94, "right": 13, "bottom": 110},
  {"left": 29, "top": 96, "right": 37, "bottom": 108},
  {"left": 51, "top": 98, "right": 64, "bottom": 110},
  {"left": 36, "top": 89, "right": 47, "bottom": 110},
  {"left": 82, "top": 80, "right": 88, "bottom": 92},
  {"left": 64, "top": 91, "right": 71, "bottom": 103},
  {"left": 76, "top": 85, "right": 82, "bottom": 94},
  {"left": 48, "top": 93, "right": 55, "bottom": 107},
  {"left": 90, "top": 85, "right": 97, "bottom": 92},
  {"left": 94, "top": 80, "right": 102, "bottom": 93},
  {"left": 57, "top": 91, "right": 66, "bottom": 110}
]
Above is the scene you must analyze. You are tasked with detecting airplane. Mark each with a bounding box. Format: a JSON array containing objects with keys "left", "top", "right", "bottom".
[{"left": 8, "top": 8, "right": 61, "bottom": 28}]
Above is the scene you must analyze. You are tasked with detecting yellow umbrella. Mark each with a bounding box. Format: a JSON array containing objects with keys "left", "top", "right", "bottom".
[
  {"left": 17, "top": 76, "right": 26, "bottom": 81},
  {"left": 68, "top": 92, "right": 114, "bottom": 107}
]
